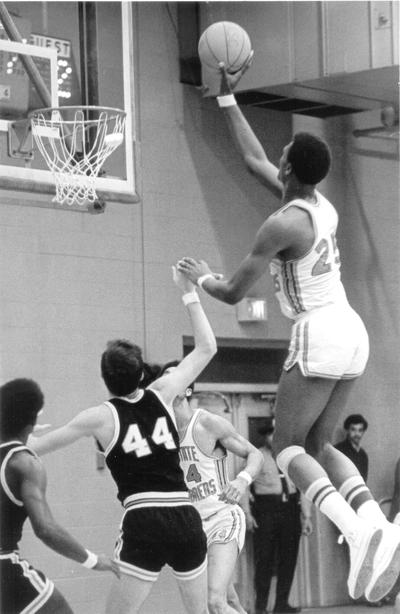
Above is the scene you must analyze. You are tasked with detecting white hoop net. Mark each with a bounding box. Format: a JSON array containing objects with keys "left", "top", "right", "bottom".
[{"left": 30, "top": 106, "right": 126, "bottom": 206}]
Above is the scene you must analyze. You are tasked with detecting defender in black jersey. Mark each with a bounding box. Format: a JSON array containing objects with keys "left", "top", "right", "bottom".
[
  {"left": 0, "top": 379, "right": 117, "bottom": 614},
  {"left": 31, "top": 269, "right": 217, "bottom": 614}
]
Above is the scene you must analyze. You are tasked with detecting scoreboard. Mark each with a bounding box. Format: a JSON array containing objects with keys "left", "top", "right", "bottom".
[
  {"left": 29, "top": 34, "right": 74, "bottom": 102},
  {"left": 0, "top": 17, "right": 79, "bottom": 118}
]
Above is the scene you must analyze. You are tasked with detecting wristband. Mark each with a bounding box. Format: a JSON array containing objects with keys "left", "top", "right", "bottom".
[
  {"left": 182, "top": 291, "right": 200, "bottom": 306},
  {"left": 82, "top": 549, "right": 98, "bottom": 569},
  {"left": 197, "top": 274, "right": 214, "bottom": 289},
  {"left": 237, "top": 470, "right": 253, "bottom": 485},
  {"left": 217, "top": 94, "right": 237, "bottom": 108}
]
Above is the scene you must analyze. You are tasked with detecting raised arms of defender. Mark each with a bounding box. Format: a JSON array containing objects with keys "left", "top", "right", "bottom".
[
  {"left": 149, "top": 268, "right": 217, "bottom": 406},
  {"left": 30, "top": 269, "right": 216, "bottom": 455}
]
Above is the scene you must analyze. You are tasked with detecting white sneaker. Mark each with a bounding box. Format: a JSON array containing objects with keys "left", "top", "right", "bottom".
[
  {"left": 365, "top": 522, "right": 400, "bottom": 603},
  {"left": 346, "top": 522, "right": 383, "bottom": 599}
]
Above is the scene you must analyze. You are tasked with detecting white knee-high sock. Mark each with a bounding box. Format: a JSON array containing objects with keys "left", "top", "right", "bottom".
[
  {"left": 305, "top": 477, "right": 361, "bottom": 539},
  {"left": 339, "top": 476, "right": 387, "bottom": 526}
]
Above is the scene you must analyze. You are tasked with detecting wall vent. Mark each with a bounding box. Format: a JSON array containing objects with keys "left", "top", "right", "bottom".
[{"left": 235, "top": 91, "right": 364, "bottom": 118}]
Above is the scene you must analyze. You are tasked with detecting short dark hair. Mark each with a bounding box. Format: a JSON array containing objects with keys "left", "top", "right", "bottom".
[
  {"left": 159, "top": 360, "right": 195, "bottom": 398},
  {"left": 343, "top": 414, "right": 368, "bottom": 431},
  {"left": 287, "top": 132, "right": 331, "bottom": 185},
  {"left": 0, "top": 378, "right": 44, "bottom": 438},
  {"left": 101, "top": 339, "right": 143, "bottom": 396},
  {"left": 141, "top": 362, "right": 162, "bottom": 388}
]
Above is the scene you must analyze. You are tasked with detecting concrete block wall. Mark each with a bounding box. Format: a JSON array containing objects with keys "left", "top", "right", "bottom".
[{"left": 0, "top": 199, "right": 144, "bottom": 612}]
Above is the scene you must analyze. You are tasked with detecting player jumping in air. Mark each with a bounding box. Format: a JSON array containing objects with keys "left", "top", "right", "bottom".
[{"left": 177, "top": 60, "right": 400, "bottom": 603}]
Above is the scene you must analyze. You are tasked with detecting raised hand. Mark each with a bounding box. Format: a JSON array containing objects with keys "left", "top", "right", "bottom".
[
  {"left": 218, "top": 51, "right": 254, "bottom": 95},
  {"left": 172, "top": 265, "right": 195, "bottom": 293},
  {"left": 177, "top": 257, "right": 223, "bottom": 286}
]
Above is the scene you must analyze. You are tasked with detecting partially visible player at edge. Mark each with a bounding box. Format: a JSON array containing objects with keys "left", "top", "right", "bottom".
[
  {"left": 177, "top": 57, "right": 400, "bottom": 603},
  {"left": 0, "top": 378, "right": 118, "bottom": 614},
  {"left": 156, "top": 360, "right": 263, "bottom": 614},
  {"left": 30, "top": 269, "right": 216, "bottom": 614}
]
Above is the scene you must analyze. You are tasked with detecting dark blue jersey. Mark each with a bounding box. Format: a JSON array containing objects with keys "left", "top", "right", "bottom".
[
  {"left": 104, "top": 389, "right": 188, "bottom": 503},
  {"left": 0, "top": 442, "right": 34, "bottom": 551}
]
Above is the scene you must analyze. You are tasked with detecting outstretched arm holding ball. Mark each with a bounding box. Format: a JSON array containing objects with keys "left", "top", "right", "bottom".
[
  {"left": 197, "top": 22, "right": 280, "bottom": 196},
  {"left": 216, "top": 61, "right": 283, "bottom": 200}
]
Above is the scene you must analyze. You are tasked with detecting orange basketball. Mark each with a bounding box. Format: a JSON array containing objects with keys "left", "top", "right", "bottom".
[{"left": 198, "top": 21, "right": 252, "bottom": 74}]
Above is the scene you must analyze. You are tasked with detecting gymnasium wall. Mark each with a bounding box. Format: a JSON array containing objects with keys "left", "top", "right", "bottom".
[{"left": 0, "top": 3, "right": 398, "bottom": 613}]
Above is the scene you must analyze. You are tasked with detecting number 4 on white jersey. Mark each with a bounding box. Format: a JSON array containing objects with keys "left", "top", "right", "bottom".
[{"left": 122, "top": 417, "right": 176, "bottom": 457}]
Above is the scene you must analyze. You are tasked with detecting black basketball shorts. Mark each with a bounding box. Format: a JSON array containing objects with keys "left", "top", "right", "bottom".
[
  {"left": 114, "top": 504, "right": 207, "bottom": 581},
  {"left": 0, "top": 552, "right": 54, "bottom": 613}
]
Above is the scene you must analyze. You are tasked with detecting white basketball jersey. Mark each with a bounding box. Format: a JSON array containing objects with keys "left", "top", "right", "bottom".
[
  {"left": 179, "top": 408, "right": 229, "bottom": 520},
  {"left": 269, "top": 192, "right": 347, "bottom": 320}
]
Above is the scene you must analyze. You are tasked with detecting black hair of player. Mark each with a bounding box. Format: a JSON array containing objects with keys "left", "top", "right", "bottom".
[
  {"left": 288, "top": 132, "right": 331, "bottom": 185},
  {"left": 0, "top": 378, "right": 44, "bottom": 439},
  {"left": 343, "top": 414, "right": 368, "bottom": 431},
  {"left": 159, "top": 360, "right": 195, "bottom": 398},
  {"left": 101, "top": 339, "right": 144, "bottom": 397},
  {"left": 141, "top": 362, "right": 162, "bottom": 388}
]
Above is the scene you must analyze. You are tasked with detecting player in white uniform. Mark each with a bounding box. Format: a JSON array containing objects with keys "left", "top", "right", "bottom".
[
  {"left": 156, "top": 361, "right": 263, "bottom": 614},
  {"left": 177, "top": 62, "right": 400, "bottom": 604}
]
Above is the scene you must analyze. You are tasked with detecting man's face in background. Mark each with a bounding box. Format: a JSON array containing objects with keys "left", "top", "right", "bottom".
[{"left": 346, "top": 422, "right": 366, "bottom": 448}]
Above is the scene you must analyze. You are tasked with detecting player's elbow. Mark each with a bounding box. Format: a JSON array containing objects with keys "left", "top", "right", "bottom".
[
  {"left": 224, "top": 286, "right": 245, "bottom": 305},
  {"left": 32, "top": 520, "right": 54, "bottom": 542},
  {"left": 204, "top": 338, "right": 218, "bottom": 358},
  {"left": 224, "top": 293, "right": 239, "bottom": 305},
  {"left": 243, "top": 154, "right": 265, "bottom": 176},
  {"left": 197, "top": 340, "right": 217, "bottom": 366}
]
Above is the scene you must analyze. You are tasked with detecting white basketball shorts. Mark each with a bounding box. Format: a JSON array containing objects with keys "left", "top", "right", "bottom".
[
  {"left": 202, "top": 505, "right": 246, "bottom": 552},
  {"left": 284, "top": 302, "right": 369, "bottom": 379}
]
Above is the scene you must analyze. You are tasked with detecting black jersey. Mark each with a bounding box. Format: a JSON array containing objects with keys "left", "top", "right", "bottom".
[
  {"left": 104, "top": 389, "right": 188, "bottom": 503},
  {"left": 0, "top": 441, "right": 34, "bottom": 551}
]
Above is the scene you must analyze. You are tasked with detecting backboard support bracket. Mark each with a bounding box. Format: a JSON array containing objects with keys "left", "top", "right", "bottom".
[{"left": 8, "top": 119, "right": 33, "bottom": 160}]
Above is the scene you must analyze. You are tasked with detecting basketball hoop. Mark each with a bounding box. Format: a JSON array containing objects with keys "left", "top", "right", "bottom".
[{"left": 29, "top": 106, "right": 126, "bottom": 206}]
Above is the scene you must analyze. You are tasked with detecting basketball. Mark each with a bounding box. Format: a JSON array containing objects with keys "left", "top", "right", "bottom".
[{"left": 198, "top": 21, "right": 252, "bottom": 74}]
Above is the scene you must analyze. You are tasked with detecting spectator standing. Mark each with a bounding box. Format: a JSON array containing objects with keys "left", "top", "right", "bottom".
[
  {"left": 244, "top": 418, "right": 312, "bottom": 614},
  {"left": 335, "top": 415, "right": 369, "bottom": 482}
]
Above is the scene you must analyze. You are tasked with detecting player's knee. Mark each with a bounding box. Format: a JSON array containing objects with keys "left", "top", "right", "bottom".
[
  {"left": 305, "top": 431, "right": 331, "bottom": 459},
  {"left": 276, "top": 445, "right": 305, "bottom": 476},
  {"left": 272, "top": 429, "right": 303, "bottom": 458},
  {"left": 208, "top": 587, "right": 226, "bottom": 614}
]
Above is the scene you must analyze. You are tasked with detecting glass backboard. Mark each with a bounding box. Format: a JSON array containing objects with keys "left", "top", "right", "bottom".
[{"left": 0, "top": 2, "right": 137, "bottom": 207}]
